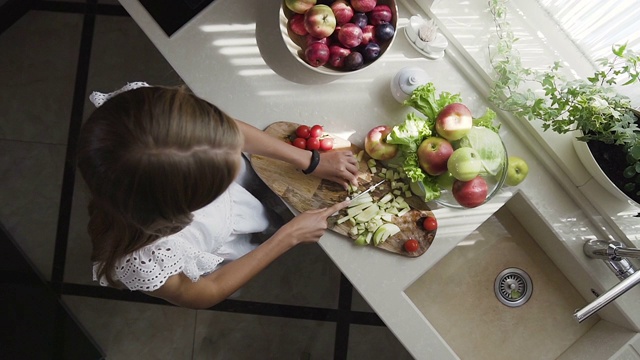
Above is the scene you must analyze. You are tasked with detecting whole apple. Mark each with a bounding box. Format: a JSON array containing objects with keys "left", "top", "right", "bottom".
[
  {"left": 305, "top": 42, "right": 330, "bottom": 67},
  {"left": 289, "top": 14, "right": 308, "bottom": 36},
  {"left": 304, "top": 5, "right": 337, "bottom": 39},
  {"left": 417, "top": 137, "right": 454, "bottom": 176},
  {"left": 435, "top": 103, "right": 473, "bottom": 141},
  {"left": 447, "top": 147, "right": 483, "bottom": 181},
  {"left": 338, "top": 23, "right": 363, "bottom": 48},
  {"left": 504, "top": 156, "right": 529, "bottom": 186},
  {"left": 328, "top": 45, "right": 351, "bottom": 68},
  {"left": 364, "top": 125, "right": 399, "bottom": 160},
  {"left": 351, "top": 0, "right": 377, "bottom": 13},
  {"left": 285, "top": 0, "right": 317, "bottom": 14},
  {"left": 330, "top": 0, "right": 354, "bottom": 25},
  {"left": 369, "top": 4, "right": 392, "bottom": 25},
  {"left": 452, "top": 176, "right": 488, "bottom": 208}
]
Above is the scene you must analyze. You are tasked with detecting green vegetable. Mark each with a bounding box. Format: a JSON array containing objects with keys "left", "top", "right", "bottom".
[
  {"left": 404, "top": 83, "right": 462, "bottom": 120},
  {"left": 458, "top": 127, "right": 506, "bottom": 175},
  {"left": 387, "top": 113, "right": 433, "bottom": 152},
  {"left": 473, "top": 108, "right": 500, "bottom": 133},
  {"left": 385, "top": 83, "right": 466, "bottom": 201}
]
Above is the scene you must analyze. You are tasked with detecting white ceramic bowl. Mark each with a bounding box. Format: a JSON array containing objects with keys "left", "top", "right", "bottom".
[{"left": 280, "top": 0, "right": 398, "bottom": 75}]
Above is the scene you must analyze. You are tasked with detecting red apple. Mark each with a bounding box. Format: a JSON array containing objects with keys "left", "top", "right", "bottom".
[
  {"left": 350, "top": 0, "right": 377, "bottom": 13},
  {"left": 304, "top": 5, "right": 337, "bottom": 39},
  {"left": 452, "top": 176, "right": 488, "bottom": 208},
  {"left": 306, "top": 35, "right": 328, "bottom": 47},
  {"left": 289, "top": 14, "right": 308, "bottom": 36},
  {"left": 305, "top": 42, "right": 330, "bottom": 67},
  {"left": 361, "top": 25, "right": 376, "bottom": 45},
  {"left": 364, "top": 125, "right": 398, "bottom": 160},
  {"left": 435, "top": 103, "right": 473, "bottom": 141},
  {"left": 330, "top": 0, "right": 354, "bottom": 25},
  {"left": 328, "top": 45, "right": 351, "bottom": 68},
  {"left": 285, "top": 0, "right": 317, "bottom": 14},
  {"left": 338, "top": 23, "right": 363, "bottom": 48},
  {"left": 369, "top": 4, "right": 392, "bottom": 25},
  {"left": 417, "top": 137, "right": 454, "bottom": 176}
]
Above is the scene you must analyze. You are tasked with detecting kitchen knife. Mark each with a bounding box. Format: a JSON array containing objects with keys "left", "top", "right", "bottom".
[{"left": 348, "top": 180, "right": 386, "bottom": 202}]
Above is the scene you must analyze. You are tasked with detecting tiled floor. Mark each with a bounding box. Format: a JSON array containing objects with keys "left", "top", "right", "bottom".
[{"left": 0, "top": 1, "right": 413, "bottom": 358}]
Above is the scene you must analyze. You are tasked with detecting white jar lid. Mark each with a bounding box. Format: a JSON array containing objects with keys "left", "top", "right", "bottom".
[{"left": 390, "top": 66, "right": 429, "bottom": 103}]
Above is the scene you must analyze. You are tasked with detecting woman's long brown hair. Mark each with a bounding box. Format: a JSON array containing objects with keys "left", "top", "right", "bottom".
[{"left": 76, "top": 86, "right": 243, "bottom": 287}]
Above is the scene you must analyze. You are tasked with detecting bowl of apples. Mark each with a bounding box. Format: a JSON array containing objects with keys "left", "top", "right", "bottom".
[{"left": 280, "top": 0, "right": 398, "bottom": 75}]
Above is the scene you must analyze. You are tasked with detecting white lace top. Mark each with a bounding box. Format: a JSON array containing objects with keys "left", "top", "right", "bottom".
[{"left": 92, "top": 182, "right": 270, "bottom": 291}]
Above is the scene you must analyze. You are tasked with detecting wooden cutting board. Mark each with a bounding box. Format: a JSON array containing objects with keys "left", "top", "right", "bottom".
[{"left": 250, "top": 122, "right": 436, "bottom": 257}]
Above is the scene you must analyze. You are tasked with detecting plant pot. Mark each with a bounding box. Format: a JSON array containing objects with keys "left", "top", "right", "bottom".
[{"left": 572, "top": 109, "right": 640, "bottom": 207}]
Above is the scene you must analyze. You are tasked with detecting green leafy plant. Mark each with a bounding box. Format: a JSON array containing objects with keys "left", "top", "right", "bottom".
[{"left": 487, "top": 0, "right": 640, "bottom": 195}]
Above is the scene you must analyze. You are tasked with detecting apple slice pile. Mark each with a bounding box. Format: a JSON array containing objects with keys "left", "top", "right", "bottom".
[{"left": 285, "top": 0, "right": 396, "bottom": 71}]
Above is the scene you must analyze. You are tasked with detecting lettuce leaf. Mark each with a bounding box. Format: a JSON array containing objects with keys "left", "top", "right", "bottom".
[
  {"left": 420, "top": 176, "right": 442, "bottom": 202},
  {"left": 404, "top": 83, "right": 463, "bottom": 120},
  {"left": 387, "top": 113, "right": 433, "bottom": 152},
  {"left": 386, "top": 113, "right": 433, "bottom": 183}
]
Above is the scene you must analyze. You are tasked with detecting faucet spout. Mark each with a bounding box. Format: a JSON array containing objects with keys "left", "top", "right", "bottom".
[
  {"left": 574, "top": 239, "right": 640, "bottom": 323},
  {"left": 574, "top": 270, "right": 640, "bottom": 323}
]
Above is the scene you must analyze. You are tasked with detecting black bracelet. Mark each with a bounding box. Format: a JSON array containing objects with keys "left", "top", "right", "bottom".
[{"left": 302, "top": 150, "right": 320, "bottom": 174}]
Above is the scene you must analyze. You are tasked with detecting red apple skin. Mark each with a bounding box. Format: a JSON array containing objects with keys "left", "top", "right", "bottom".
[
  {"left": 435, "top": 103, "right": 474, "bottom": 141},
  {"left": 304, "top": 5, "right": 337, "bottom": 38},
  {"left": 350, "top": 0, "right": 377, "bottom": 13},
  {"left": 369, "top": 5, "right": 392, "bottom": 25},
  {"left": 285, "top": 0, "right": 317, "bottom": 14},
  {"left": 289, "top": 14, "right": 308, "bottom": 36},
  {"left": 306, "top": 35, "right": 328, "bottom": 47},
  {"left": 338, "top": 23, "right": 363, "bottom": 48},
  {"left": 305, "top": 42, "right": 330, "bottom": 67},
  {"left": 364, "top": 125, "right": 399, "bottom": 160},
  {"left": 361, "top": 25, "right": 376, "bottom": 45},
  {"left": 417, "top": 137, "right": 454, "bottom": 176},
  {"left": 330, "top": 0, "right": 354, "bottom": 25},
  {"left": 328, "top": 45, "right": 351, "bottom": 68},
  {"left": 452, "top": 176, "right": 488, "bottom": 208}
]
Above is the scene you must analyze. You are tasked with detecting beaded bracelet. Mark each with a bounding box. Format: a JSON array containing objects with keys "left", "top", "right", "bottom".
[{"left": 302, "top": 150, "right": 320, "bottom": 174}]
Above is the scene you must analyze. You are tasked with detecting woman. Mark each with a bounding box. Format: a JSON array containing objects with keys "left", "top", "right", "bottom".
[{"left": 77, "top": 85, "right": 358, "bottom": 309}]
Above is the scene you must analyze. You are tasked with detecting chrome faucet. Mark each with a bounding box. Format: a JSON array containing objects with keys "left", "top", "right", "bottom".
[{"left": 574, "top": 239, "right": 640, "bottom": 323}]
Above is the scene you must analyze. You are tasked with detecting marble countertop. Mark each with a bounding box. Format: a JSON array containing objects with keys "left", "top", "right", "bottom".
[{"left": 117, "top": 0, "right": 640, "bottom": 357}]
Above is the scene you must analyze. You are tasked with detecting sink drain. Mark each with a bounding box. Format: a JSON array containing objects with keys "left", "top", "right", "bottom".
[{"left": 494, "top": 268, "right": 533, "bottom": 307}]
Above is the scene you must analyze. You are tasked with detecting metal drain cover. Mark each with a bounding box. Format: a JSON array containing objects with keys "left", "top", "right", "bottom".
[{"left": 494, "top": 268, "right": 533, "bottom": 307}]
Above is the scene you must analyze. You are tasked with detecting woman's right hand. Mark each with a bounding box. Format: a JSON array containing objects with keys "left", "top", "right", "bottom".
[{"left": 277, "top": 200, "right": 350, "bottom": 245}]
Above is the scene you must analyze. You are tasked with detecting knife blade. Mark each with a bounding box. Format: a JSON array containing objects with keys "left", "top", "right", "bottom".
[{"left": 348, "top": 180, "right": 385, "bottom": 202}]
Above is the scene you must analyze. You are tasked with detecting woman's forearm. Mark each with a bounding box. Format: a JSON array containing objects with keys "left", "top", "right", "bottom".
[{"left": 236, "top": 120, "right": 313, "bottom": 170}]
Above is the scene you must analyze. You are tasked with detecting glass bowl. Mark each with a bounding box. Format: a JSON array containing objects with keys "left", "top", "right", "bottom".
[{"left": 433, "top": 140, "right": 508, "bottom": 209}]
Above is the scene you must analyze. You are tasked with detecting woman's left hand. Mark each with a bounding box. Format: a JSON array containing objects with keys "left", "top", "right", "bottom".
[{"left": 313, "top": 150, "right": 359, "bottom": 190}]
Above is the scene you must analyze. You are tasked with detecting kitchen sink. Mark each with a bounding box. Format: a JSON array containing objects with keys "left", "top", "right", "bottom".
[{"left": 405, "top": 192, "right": 640, "bottom": 359}]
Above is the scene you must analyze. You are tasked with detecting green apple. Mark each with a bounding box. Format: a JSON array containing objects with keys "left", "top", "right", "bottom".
[
  {"left": 447, "top": 147, "right": 483, "bottom": 181},
  {"left": 504, "top": 156, "right": 529, "bottom": 186},
  {"left": 285, "top": 0, "right": 316, "bottom": 14}
]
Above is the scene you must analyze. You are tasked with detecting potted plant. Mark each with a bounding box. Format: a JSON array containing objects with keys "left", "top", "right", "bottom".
[{"left": 487, "top": 0, "right": 640, "bottom": 204}]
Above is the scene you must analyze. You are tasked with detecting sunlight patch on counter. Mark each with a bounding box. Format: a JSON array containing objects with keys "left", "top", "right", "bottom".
[{"left": 199, "top": 23, "right": 256, "bottom": 32}]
